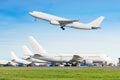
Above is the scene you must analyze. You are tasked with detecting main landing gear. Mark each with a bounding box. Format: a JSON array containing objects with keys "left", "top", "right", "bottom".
[{"left": 60, "top": 26, "right": 65, "bottom": 30}]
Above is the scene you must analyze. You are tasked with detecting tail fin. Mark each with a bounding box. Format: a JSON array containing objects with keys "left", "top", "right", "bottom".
[
  {"left": 11, "top": 51, "right": 18, "bottom": 60},
  {"left": 22, "top": 45, "right": 33, "bottom": 56},
  {"left": 89, "top": 16, "right": 105, "bottom": 29},
  {"left": 29, "top": 36, "right": 47, "bottom": 55}
]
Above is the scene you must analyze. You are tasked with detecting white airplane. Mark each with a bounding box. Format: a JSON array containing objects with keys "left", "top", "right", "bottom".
[
  {"left": 0, "top": 60, "right": 19, "bottom": 66},
  {"left": 22, "top": 45, "right": 47, "bottom": 63},
  {"left": 11, "top": 51, "right": 31, "bottom": 65},
  {"left": 29, "top": 11, "right": 105, "bottom": 30},
  {"left": 0, "top": 60, "right": 9, "bottom": 65},
  {"left": 28, "top": 36, "right": 110, "bottom": 65}
]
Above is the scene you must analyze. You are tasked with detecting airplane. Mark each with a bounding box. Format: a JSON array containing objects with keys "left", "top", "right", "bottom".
[
  {"left": 28, "top": 36, "right": 111, "bottom": 66},
  {"left": 0, "top": 60, "right": 17, "bottom": 66},
  {"left": 0, "top": 60, "right": 10, "bottom": 66},
  {"left": 29, "top": 11, "right": 105, "bottom": 30},
  {"left": 22, "top": 45, "right": 47, "bottom": 63},
  {"left": 11, "top": 51, "right": 31, "bottom": 66}
]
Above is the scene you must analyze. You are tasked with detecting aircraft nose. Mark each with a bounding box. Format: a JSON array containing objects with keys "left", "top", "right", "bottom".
[{"left": 29, "top": 12, "right": 33, "bottom": 15}]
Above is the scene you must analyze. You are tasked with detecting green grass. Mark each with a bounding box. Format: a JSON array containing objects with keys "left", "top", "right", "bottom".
[{"left": 0, "top": 67, "right": 120, "bottom": 80}]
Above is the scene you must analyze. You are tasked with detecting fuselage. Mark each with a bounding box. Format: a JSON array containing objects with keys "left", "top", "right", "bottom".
[
  {"left": 29, "top": 11, "right": 68, "bottom": 21},
  {"left": 12, "top": 58, "right": 31, "bottom": 65},
  {"left": 26, "top": 57, "right": 47, "bottom": 63},
  {"left": 33, "top": 53, "right": 110, "bottom": 64}
]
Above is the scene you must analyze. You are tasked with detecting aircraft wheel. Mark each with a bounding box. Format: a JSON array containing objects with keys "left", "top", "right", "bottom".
[{"left": 60, "top": 26, "right": 65, "bottom": 30}]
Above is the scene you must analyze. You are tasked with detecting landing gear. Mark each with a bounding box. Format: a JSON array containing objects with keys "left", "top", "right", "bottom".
[{"left": 60, "top": 26, "right": 65, "bottom": 30}]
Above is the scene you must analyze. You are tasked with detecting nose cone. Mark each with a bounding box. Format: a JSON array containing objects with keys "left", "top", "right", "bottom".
[{"left": 29, "top": 12, "right": 33, "bottom": 16}]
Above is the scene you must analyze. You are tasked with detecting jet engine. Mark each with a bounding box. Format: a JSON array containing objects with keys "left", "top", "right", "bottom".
[{"left": 50, "top": 21, "right": 59, "bottom": 25}]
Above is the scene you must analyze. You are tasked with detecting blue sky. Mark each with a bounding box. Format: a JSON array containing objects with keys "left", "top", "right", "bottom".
[{"left": 0, "top": 0, "right": 120, "bottom": 62}]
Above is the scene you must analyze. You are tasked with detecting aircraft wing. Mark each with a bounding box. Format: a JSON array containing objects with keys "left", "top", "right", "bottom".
[
  {"left": 58, "top": 20, "right": 79, "bottom": 26},
  {"left": 32, "top": 54, "right": 43, "bottom": 59},
  {"left": 70, "top": 55, "right": 83, "bottom": 62}
]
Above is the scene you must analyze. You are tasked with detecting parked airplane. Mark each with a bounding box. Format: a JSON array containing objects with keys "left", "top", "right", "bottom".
[
  {"left": 28, "top": 36, "right": 110, "bottom": 66},
  {"left": 22, "top": 45, "right": 47, "bottom": 63},
  {"left": 29, "top": 11, "right": 104, "bottom": 30},
  {"left": 0, "top": 60, "right": 17, "bottom": 66},
  {"left": 11, "top": 51, "right": 31, "bottom": 65},
  {"left": 0, "top": 60, "right": 10, "bottom": 66}
]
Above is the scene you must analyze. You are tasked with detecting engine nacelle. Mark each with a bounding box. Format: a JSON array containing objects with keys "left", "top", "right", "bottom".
[{"left": 50, "top": 21, "right": 59, "bottom": 25}]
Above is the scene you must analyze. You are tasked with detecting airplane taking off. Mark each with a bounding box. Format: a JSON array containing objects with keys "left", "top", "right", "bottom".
[
  {"left": 28, "top": 36, "right": 110, "bottom": 66},
  {"left": 29, "top": 11, "right": 105, "bottom": 30}
]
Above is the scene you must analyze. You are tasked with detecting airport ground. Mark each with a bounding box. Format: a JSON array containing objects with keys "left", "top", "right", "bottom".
[{"left": 0, "top": 67, "right": 120, "bottom": 80}]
